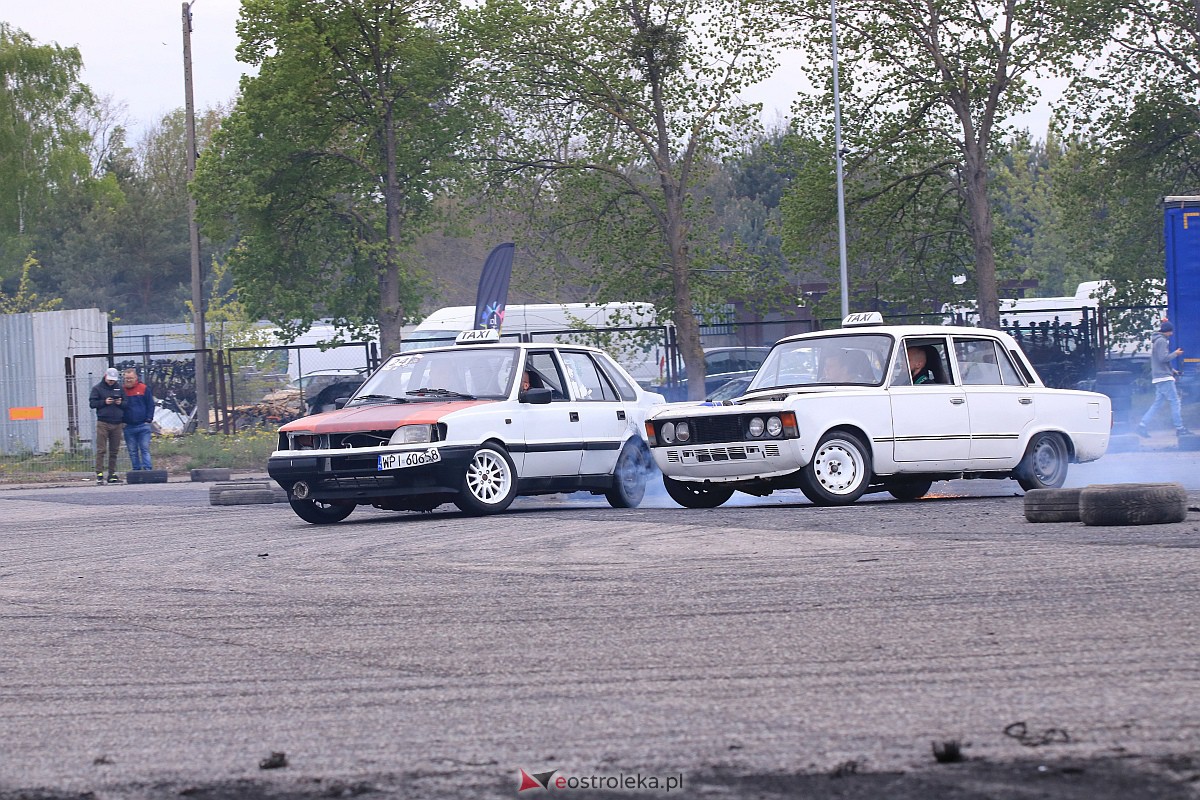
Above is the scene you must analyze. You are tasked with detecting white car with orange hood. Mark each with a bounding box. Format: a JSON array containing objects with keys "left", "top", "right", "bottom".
[{"left": 268, "top": 331, "right": 663, "bottom": 523}]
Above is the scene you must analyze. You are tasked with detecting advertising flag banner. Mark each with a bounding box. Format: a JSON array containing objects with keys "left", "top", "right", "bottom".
[{"left": 474, "top": 243, "right": 515, "bottom": 331}]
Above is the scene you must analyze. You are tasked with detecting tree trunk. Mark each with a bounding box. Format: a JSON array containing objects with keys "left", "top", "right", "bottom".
[
  {"left": 378, "top": 112, "right": 405, "bottom": 357},
  {"left": 963, "top": 141, "right": 1000, "bottom": 330},
  {"left": 664, "top": 202, "right": 706, "bottom": 401}
]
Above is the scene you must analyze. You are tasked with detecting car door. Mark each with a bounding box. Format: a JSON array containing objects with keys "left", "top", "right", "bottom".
[
  {"left": 888, "top": 337, "right": 972, "bottom": 463},
  {"left": 953, "top": 337, "right": 1036, "bottom": 462},
  {"left": 558, "top": 350, "right": 631, "bottom": 476},
  {"left": 518, "top": 351, "right": 584, "bottom": 477}
]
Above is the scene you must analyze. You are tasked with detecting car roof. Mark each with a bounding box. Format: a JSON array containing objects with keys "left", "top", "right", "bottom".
[
  {"left": 383, "top": 341, "right": 609, "bottom": 359},
  {"left": 776, "top": 323, "right": 1020, "bottom": 345}
]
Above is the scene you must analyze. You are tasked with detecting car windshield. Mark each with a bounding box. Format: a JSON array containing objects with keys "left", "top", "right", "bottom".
[
  {"left": 748, "top": 334, "right": 893, "bottom": 390},
  {"left": 351, "top": 348, "right": 518, "bottom": 402}
]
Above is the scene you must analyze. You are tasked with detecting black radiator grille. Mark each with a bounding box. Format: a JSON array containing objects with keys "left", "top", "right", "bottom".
[{"left": 692, "top": 415, "right": 743, "bottom": 444}]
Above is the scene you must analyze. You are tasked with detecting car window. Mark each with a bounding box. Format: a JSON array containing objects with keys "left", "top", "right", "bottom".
[
  {"left": 559, "top": 351, "right": 620, "bottom": 401},
  {"left": 592, "top": 353, "right": 638, "bottom": 401},
  {"left": 890, "top": 339, "right": 951, "bottom": 386},
  {"left": 954, "top": 338, "right": 1025, "bottom": 386},
  {"left": 355, "top": 348, "right": 516, "bottom": 400},
  {"left": 751, "top": 334, "right": 891, "bottom": 390},
  {"left": 525, "top": 351, "right": 568, "bottom": 400}
]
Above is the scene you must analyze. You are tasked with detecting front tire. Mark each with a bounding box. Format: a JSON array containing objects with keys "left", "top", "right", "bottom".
[
  {"left": 288, "top": 496, "right": 354, "bottom": 524},
  {"left": 1016, "top": 432, "right": 1069, "bottom": 491},
  {"left": 662, "top": 475, "right": 733, "bottom": 508},
  {"left": 799, "top": 430, "right": 872, "bottom": 506},
  {"left": 605, "top": 441, "right": 650, "bottom": 508},
  {"left": 454, "top": 444, "right": 518, "bottom": 515}
]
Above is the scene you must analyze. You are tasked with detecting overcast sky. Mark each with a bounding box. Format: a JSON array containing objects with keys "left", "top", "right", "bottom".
[{"left": 2, "top": 0, "right": 1055, "bottom": 142}]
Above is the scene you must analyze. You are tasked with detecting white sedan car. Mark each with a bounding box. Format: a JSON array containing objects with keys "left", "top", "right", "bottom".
[
  {"left": 268, "top": 332, "right": 663, "bottom": 522},
  {"left": 645, "top": 314, "right": 1112, "bottom": 507}
]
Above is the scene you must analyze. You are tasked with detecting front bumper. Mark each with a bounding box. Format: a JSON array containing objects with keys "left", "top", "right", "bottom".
[
  {"left": 650, "top": 440, "right": 807, "bottom": 483},
  {"left": 268, "top": 444, "right": 476, "bottom": 502}
]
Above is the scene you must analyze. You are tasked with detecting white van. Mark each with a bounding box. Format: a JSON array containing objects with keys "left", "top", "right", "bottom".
[{"left": 403, "top": 302, "right": 664, "bottom": 385}]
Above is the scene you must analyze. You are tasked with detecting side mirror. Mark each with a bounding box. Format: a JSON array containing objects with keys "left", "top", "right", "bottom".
[
  {"left": 334, "top": 396, "right": 351, "bottom": 409},
  {"left": 519, "top": 387, "right": 552, "bottom": 405}
]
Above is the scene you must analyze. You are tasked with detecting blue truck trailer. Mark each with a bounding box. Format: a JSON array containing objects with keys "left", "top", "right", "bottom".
[{"left": 1163, "top": 196, "right": 1200, "bottom": 375}]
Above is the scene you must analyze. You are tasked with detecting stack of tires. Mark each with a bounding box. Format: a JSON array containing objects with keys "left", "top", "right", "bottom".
[{"left": 1024, "top": 483, "right": 1189, "bottom": 526}]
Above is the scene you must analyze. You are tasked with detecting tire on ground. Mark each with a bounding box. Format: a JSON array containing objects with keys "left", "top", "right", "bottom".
[
  {"left": 126, "top": 469, "right": 169, "bottom": 484},
  {"left": 1023, "top": 487, "right": 1083, "bottom": 523},
  {"left": 191, "top": 468, "right": 233, "bottom": 482},
  {"left": 1079, "top": 482, "right": 1188, "bottom": 527},
  {"left": 209, "top": 481, "right": 271, "bottom": 504},
  {"left": 210, "top": 488, "right": 276, "bottom": 506}
]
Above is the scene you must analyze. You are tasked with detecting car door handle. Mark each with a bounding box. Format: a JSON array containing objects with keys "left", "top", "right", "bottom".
[
  {"left": 616, "top": 410, "right": 626, "bottom": 421},
  {"left": 950, "top": 397, "right": 965, "bottom": 405},
  {"left": 570, "top": 411, "right": 579, "bottom": 422},
  {"left": 1019, "top": 397, "right": 1033, "bottom": 405}
]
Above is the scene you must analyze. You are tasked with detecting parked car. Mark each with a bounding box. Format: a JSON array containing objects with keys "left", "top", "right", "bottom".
[
  {"left": 644, "top": 313, "right": 1112, "bottom": 508},
  {"left": 705, "top": 376, "right": 752, "bottom": 403},
  {"left": 268, "top": 334, "right": 664, "bottom": 523},
  {"left": 659, "top": 346, "right": 771, "bottom": 401}
]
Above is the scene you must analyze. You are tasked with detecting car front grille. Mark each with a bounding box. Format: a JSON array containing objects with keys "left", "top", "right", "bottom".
[
  {"left": 692, "top": 415, "right": 743, "bottom": 444},
  {"left": 667, "top": 444, "right": 780, "bottom": 463}
]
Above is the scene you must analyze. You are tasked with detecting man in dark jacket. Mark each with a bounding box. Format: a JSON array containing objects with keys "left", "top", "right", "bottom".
[
  {"left": 89, "top": 367, "right": 125, "bottom": 484},
  {"left": 121, "top": 368, "right": 155, "bottom": 471}
]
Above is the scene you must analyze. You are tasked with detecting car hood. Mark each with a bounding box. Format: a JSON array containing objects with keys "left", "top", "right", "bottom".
[{"left": 279, "top": 399, "right": 493, "bottom": 433}]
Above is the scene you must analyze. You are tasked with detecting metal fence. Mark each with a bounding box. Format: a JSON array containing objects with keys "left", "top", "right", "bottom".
[{"left": 0, "top": 307, "right": 1172, "bottom": 483}]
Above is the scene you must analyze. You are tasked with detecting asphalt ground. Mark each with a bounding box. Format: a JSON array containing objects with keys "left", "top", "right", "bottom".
[{"left": 0, "top": 450, "right": 1197, "bottom": 799}]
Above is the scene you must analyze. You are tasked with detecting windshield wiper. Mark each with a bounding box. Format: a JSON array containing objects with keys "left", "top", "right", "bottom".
[
  {"left": 406, "top": 387, "right": 476, "bottom": 400},
  {"left": 349, "top": 394, "right": 407, "bottom": 404}
]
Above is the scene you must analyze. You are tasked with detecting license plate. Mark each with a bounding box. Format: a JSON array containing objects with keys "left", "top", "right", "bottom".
[{"left": 378, "top": 448, "right": 441, "bottom": 471}]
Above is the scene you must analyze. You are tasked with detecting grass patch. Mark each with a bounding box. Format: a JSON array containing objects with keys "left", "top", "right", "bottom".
[{"left": 153, "top": 429, "right": 278, "bottom": 471}]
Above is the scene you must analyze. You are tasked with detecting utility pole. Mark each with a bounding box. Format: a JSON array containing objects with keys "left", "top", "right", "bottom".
[
  {"left": 183, "top": 1, "right": 208, "bottom": 431},
  {"left": 831, "top": 0, "right": 850, "bottom": 318}
]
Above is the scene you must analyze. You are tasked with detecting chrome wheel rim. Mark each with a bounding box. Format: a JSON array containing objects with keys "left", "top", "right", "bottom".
[{"left": 466, "top": 449, "right": 511, "bottom": 504}]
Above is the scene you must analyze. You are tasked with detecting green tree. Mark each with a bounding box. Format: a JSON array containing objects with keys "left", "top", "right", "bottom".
[
  {"left": 193, "top": 0, "right": 479, "bottom": 355},
  {"left": 471, "top": 0, "right": 784, "bottom": 398},
  {"left": 0, "top": 23, "right": 93, "bottom": 285},
  {"left": 1055, "top": 0, "right": 1200, "bottom": 307},
  {"left": 780, "top": 0, "right": 1110, "bottom": 328}
]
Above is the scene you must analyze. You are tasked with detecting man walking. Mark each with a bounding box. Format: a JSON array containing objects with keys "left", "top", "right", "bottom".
[
  {"left": 1137, "top": 320, "right": 1191, "bottom": 438},
  {"left": 121, "top": 368, "right": 155, "bottom": 471},
  {"left": 89, "top": 367, "right": 125, "bottom": 484}
]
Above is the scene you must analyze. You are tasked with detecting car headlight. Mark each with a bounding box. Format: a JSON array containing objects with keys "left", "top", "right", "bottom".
[
  {"left": 660, "top": 422, "right": 676, "bottom": 444},
  {"left": 676, "top": 422, "right": 691, "bottom": 442},
  {"left": 389, "top": 425, "right": 433, "bottom": 445},
  {"left": 747, "top": 417, "right": 765, "bottom": 437},
  {"left": 766, "top": 416, "right": 783, "bottom": 437}
]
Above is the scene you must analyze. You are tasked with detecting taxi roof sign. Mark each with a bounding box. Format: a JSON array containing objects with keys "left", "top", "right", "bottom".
[
  {"left": 455, "top": 328, "right": 501, "bottom": 344},
  {"left": 842, "top": 312, "right": 884, "bottom": 327}
]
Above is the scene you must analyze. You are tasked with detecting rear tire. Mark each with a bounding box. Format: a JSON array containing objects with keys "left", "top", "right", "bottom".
[
  {"left": 799, "top": 430, "right": 872, "bottom": 506},
  {"left": 1016, "top": 432, "right": 1069, "bottom": 491},
  {"left": 662, "top": 476, "right": 733, "bottom": 509},
  {"left": 288, "top": 496, "right": 354, "bottom": 524},
  {"left": 605, "top": 441, "right": 650, "bottom": 508},
  {"left": 454, "top": 444, "right": 518, "bottom": 515}
]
